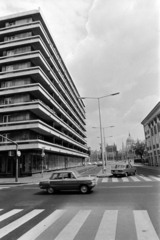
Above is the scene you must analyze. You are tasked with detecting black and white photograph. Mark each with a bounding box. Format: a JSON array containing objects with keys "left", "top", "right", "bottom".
[{"left": 0, "top": 0, "right": 159, "bottom": 239}]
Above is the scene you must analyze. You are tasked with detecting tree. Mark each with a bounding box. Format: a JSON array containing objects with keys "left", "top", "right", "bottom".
[{"left": 131, "top": 140, "right": 146, "bottom": 160}]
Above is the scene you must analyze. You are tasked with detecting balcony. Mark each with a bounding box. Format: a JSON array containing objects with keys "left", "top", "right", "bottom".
[
  {"left": 0, "top": 83, "right": 86, "bottom": 137},
  {"left": 0, "top": 100, "right": 87, "bottom": 143},
  {"left": 0, "top": 119, "right": 87, "bottom": 150},
  {"left": 0, "top": 22, "right": 85, "bottom": 116},
  {"left": 0, "top": 50, "right": 86, "bottom": 124}
]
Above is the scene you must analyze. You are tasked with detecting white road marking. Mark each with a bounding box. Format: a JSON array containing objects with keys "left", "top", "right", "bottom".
[
  {"left": 0, "top": 187, "right": 9, "bottom": 189},
  {"left": 0, "top": 209, "right": 44, "bottom": 238},
  {"left": 109, "top": 185, "right": 152, "bottom": 188},
  {"left": 18, "top": 209, "right": 66, "bottom": 240},
  {"left": 130, "top": 176, "right": 140, "bottom": 182},
  {"left": 121, "top": 177, "right": 129, "bottom": 182},
  {"left": 53, "top": 210, "right": 91, "bottom": 240},
  {"left": 134, "top": 210, "right": 159, "bottom": 240},
  {"left": 149, "top": 176, "right": 160, "bottom": 181},
  {"left": 139, "top": 176, "right": 152, "bottom": 181},
  {"left": 95, "top": 210, "right": 118, "bottom": 240},
  {"left": 112, "top": 178, "right": 119, "bottom": 182},
  {"left": 102, "top": 178, "right": 109, "bottom": 182},
  {"left": 0, "top": 209, "right": 23, "bottom": 222}
]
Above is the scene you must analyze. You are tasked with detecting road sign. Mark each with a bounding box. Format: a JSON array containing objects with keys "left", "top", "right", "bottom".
[{"left": 17, "top": 151, "right": 21, "bottom": 157}]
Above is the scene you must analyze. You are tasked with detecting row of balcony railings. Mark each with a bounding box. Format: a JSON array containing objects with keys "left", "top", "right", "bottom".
[
  {"left": 0, "top": 98, "right": 86, "bottom": 142},
  {"left": 0, "top": 46, "right": 86, "bottom": 125},
  {"left": 0, "top": 81, "right": 86, "bottom": 136},
  {"left": 2, "top": 51, "right": 85, "bottom": 125},
  {"left": 0, "top": 126, "right": 87, "bottom": 152},
  {"left": 0, "top": 73, "right": 86, "bottom": 134},
  {"left": 0, "top": 138, "right": 88, "bottom": 156},
  {"left": 0, "top": 118, "right": 87, "bottom": 147},
  {"left": 0, "top": 18, "right": 85, "bottom": 115}
]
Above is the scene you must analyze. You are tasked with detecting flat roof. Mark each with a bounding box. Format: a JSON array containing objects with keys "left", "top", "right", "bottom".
[{"left": 141, "top": 101, "right": 160, "bottom": 125}]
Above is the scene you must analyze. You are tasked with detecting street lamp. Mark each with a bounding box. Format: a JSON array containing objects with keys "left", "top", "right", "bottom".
[
  {"left": 78, "top": 92, "right": 119, "bottom": 173},
  {"left": 93, "top": 126, "right": 114, "bottom": 167},
  {"left": 0, "top": 133, "right": 20, "bottom": 182}
]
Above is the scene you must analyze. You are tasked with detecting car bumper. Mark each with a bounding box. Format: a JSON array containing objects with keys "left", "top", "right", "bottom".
[{"left": 111, "top": 171, "right": 125, "bottom": 175}]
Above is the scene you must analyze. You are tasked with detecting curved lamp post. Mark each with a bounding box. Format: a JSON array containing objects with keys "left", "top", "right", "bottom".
[{"left": 78, "top": 92, "right": 119, "bottom": 173}]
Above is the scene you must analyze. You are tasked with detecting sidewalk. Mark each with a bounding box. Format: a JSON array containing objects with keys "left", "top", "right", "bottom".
[
  {"left": 0, "top": 165, "right": 97, "bottom": 185},
  {"left": 134, "top": 163, "right": 160, "bottom": 171}
]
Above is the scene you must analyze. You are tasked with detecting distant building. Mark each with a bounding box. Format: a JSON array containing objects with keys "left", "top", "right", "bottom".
[
  {"left": 106, "top": 144, "right": 117, "bottom": 161},
  {"left": 141, "top": 102, "right": 160, "bottom": 166},
  {"left": 120, "top": 133, "right": 135, "bottom": 160}
]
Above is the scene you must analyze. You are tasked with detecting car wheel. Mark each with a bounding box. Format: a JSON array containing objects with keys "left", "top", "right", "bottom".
[
  {"left": 80, "top": 185, "right": 88, "bottom": 194},
  {"left": 114, "top": 175, "right": 117, "bottom": 177},
  {"left": 125, "top": 172, "right": 128, "bottom": 177},
  {"left": 47, "top": 187, "right": 55, "bottom": 194}
]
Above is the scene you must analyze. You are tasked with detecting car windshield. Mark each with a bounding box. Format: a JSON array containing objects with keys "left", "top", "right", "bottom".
[
  {"left": 115, "top": 165, "right": 126, "bottom": 169},
  {"left": 73, "top": 170, "right": 82, "bottom": 178}
]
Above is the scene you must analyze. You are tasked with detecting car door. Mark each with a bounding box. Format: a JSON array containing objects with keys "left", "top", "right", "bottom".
[
  {"left": 62, "top": 172, "right": 78, "bottom": 190},
  {"left": 50, "top": 173, "right": 63, "bottom": 190}
]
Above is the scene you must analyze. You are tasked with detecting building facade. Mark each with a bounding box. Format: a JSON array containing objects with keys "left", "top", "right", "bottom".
[
  {"left": 120, "top": 134, "right": 135, "bottom": 160},
  {"left": 0, "top": 10, "right": 88, "bottom": 177},
  {"left": 141, "top": 102, "right": 160, "bottom": 166},
  {"left": 106, "top": 144, "right": 117, "bottom": 161}
]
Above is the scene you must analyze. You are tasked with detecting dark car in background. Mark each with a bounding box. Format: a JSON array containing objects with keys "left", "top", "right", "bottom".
[{"left": 39, "top": 170, "right": 97, "bottom": 194}]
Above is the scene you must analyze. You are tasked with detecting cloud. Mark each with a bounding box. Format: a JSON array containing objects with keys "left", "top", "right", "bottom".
[{"left": 123, "top": 95, "right": 160, "bottom": 124}]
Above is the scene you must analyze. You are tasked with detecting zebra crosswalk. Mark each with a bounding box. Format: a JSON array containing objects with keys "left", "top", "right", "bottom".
[
  {"left": 0, "top": 208, "right": 159, "bottom": 239},
  {"left": 100, "top": 174, "right": 160, "bottom": 183}
]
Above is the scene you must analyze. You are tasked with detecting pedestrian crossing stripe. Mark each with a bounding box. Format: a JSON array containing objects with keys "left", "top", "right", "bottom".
[
  {"left": 94, "top": 210, "right": 118, "bottom": 240},
  {"left": 0, "top": 209, "right": 159, "bottom": 240},
  {"left": 18, "top": 210, "right": 65, "bottom": 240},
  {"left": 149, "top": 176, "right": 160, "bottom": 181},
  {"left": 101, "top": 175, "right": 160, "bottom": 183},
  {"left": 133, "top": 210, "right": 159, "bottom": 240},
  {"left": 138, "top": 175, "right": 152, "bottom": 181},
  {"left": 0, "top": 209, "right": 23, "bottom": 222},
  {"left": 0, "top": 209, "right": 44, "bottom": 238}
]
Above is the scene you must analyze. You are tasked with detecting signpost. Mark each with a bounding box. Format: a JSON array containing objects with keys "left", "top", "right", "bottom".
[
  {"left": 0, "top": 134, "right": 20, "bottom": 182},
  {"left": 41, "top": 147, "right": 45, "bottom": 178}
]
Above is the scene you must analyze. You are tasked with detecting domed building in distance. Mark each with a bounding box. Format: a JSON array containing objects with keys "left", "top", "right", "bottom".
[
  {"left": 122, "top": 133, "right": 135, "bottom": 160},
  {"left": 126, "top": 133, "right": 134, "bottom": 151}
]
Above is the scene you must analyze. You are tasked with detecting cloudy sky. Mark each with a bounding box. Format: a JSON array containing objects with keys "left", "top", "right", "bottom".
[{"left": 0, "top": 0, "right": 159, "bottom": 150}]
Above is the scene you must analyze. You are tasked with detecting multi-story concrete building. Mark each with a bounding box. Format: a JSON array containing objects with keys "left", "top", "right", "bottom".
[
  {"left": 0, "top": 10, "right": 88, "bottom": 177},
  {"left": 141, "top": 102, "right": 160, "bottom": 166}
]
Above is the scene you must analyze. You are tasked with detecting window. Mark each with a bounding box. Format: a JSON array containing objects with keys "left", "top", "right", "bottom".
[
  {"left": 15, "top": 18, "right": 32, "bottom": 25},
  {"left": 4, "top": 81, "right": 12, "bottom": 88},
  {"left": 3, "top": 115, "right": 10, "bottom": 123},
  {"left": 4, "top": 97, "right": 12, "bottom": 105},
  {"left": 50, "top": 173, "right": 59, "bottom": 180},
  {"left": 154, "top": 126, "right": 157, "bottom": 134}
]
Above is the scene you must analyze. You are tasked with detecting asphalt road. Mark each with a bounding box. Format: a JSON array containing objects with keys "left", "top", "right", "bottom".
[{"left": 0, "top": 166, "right": 160, "bottom": 240}]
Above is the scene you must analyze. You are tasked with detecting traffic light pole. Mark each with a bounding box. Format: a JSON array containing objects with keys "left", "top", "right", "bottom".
[{"left": 0, "top": 133, "right": 20, "bottom": 182}]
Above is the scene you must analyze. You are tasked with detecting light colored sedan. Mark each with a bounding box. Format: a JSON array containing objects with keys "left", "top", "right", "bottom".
[{"left": 111, "top": 163, "right": 136, "bottom": 177}]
